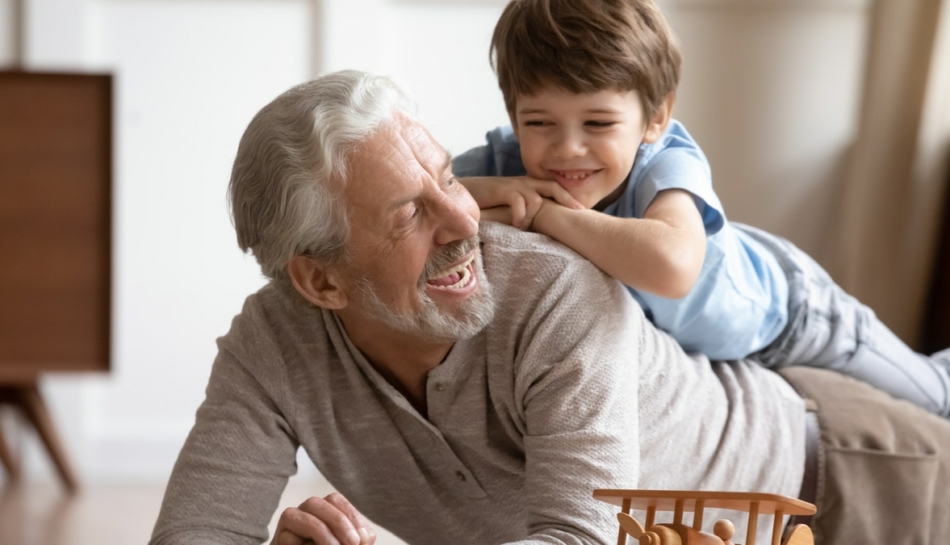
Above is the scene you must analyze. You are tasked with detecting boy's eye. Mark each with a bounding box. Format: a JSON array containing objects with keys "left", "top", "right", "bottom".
[
  {"left": 523, "top": 120, "right": 550, "bottom": 127},
  {"left": 585, "top": 120, "right": 616, "bottom": 128}
]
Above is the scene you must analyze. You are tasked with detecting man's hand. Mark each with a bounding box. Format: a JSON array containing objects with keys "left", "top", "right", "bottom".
[
  {"left": 271, "top": 492, "right": 376, "bottom": 545},
  {"left": 461, "top": 176, "right": 584, "bottom": 230}
]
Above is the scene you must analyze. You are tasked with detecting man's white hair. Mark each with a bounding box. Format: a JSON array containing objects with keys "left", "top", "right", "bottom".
[{"left": 228, "top": 70, "right": 417, "bottom": 280}]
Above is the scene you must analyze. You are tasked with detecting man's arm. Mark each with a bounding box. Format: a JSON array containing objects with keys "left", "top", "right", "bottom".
[{"left": 150, "top": 350, "right": 300, "bottom": 545}]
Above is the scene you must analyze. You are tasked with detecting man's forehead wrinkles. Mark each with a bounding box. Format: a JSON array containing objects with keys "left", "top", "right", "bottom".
[{"left": 404, "top": 125, "right": 447, "bottom": 177}]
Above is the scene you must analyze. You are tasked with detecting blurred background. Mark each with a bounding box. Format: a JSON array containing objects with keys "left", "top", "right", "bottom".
[{"left": 0, "top": 0, "right": 948, "bottom": 544}]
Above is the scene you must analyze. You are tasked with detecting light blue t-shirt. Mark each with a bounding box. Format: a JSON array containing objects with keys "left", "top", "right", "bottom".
[{"left": 453, "top": 121, "right": 790, "bottom": 360}]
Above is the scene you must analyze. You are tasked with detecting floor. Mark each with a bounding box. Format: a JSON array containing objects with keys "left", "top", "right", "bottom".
[{"left": 0, "top": 476, "right": 407, "bottom": 545}]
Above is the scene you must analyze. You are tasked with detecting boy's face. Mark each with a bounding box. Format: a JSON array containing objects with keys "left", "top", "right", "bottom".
[{"left": 512, "top": 87, "right": 664, "bottom": 209}]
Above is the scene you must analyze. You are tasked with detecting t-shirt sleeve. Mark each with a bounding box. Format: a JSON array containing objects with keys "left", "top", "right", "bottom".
[
  {"left": 453, "top": 126, "right": 527, "bottom": 178},
  {"left": 149, "top": 344, "right": 300, "bottom": 545},
  {"left": 452, "top": 142, "right": 494, "bottom": 177},
  {"left": 632, "top": 137, "right": 725, "bottom": 235}
]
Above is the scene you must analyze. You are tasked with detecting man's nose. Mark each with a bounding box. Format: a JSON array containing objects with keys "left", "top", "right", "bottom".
[
  {"left": 554, "top": 129, "right": 586, "bottom": 158},
  {"left": 433, "top": 190, "right": 479, "bottom": 246}
]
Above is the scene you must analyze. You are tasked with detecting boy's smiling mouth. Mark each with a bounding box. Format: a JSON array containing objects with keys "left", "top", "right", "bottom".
[{"left": 549, "top": 169, "right": 603, "bottom": 186}]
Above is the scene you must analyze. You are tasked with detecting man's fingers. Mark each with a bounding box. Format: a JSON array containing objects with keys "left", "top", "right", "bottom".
[
  {"left": 275, "top": 506, "right": 341, "bottom": 545},
  {"left": 275, "top": 527, "right": 309, "bottom": 545},
  {"left": 298, "top": 496, "right": 365, "bottom": 545},
  {"left": 325, "top": 493, "right": 376, "bottom": 544}
]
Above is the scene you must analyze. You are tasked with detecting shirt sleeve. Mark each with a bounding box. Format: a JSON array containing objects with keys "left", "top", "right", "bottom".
[
  {"left": 149, "top": 347, "right": 300, "bottom": 545},
  {"left": 491, "top": 242, "right": 643, "bottom": 544},
  {"left": 626, "top": 121, "right": 725, "bottom": 235},
  {"left": 453, "top": 126, "right": 527, "bottom": 178}
]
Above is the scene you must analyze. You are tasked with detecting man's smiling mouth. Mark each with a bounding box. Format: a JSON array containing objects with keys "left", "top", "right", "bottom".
[{"left": 426, "top": 254, "right": 476, "bottom": 290}]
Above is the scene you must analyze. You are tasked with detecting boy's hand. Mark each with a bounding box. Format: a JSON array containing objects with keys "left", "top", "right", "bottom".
[{"left": 460, "top": 176, "right": 584, "bottom": 230}]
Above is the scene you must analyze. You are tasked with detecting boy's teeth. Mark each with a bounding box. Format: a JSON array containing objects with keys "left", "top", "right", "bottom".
[{"left": 557, "top": 170, "right": 593, "bottom": 180}]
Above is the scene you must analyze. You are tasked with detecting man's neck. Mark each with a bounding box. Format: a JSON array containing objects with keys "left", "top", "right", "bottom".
[{"left": 336, "top": 312, "right": 453, "bottom": 417}]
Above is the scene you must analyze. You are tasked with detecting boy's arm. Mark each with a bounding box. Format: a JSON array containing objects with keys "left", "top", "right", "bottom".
[
  {"left": 461, "top": 176, "right": 583, "bottom": 230},
  {"left": 532, "top": 188, "right": 707, "bottom": 299}
]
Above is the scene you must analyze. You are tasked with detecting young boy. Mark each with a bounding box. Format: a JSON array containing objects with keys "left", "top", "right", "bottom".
[{"left": 453, "top": 0, "right": 950, "bottom": 416}]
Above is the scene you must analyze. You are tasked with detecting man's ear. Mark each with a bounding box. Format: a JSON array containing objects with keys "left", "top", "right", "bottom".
[
  {"left": 286, "top": 255, "right": 349, "bottom": 310},
  {"left": 643, "top": 92, "right": 676, "bottom": 144}
]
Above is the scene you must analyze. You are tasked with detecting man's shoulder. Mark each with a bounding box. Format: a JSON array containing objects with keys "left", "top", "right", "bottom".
[
  {"left": 479, "top": 221, "right": 602, "bottom": 275},
  {"left": 218, "top": 282, "right": 331, "bottom": 365},
  {"left": 479, "top": 221, "right": 627, "bottom": 306}
]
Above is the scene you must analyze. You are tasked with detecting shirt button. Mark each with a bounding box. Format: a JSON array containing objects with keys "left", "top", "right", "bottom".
[
  {"left": 455, "top": 471, "right": 467, "bottom": 482},
  {"left": 435, "top": 383, "right": 446, "bottom": 392}
]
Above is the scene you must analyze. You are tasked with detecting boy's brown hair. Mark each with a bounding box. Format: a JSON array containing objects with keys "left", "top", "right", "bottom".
[{"left": 491, "top": 0, "right": 681, "bottom": 120}]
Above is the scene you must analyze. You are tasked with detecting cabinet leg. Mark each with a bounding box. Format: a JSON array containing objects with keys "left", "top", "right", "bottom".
[
  {"left": 19, "top": 384, "right": 78, "bottom": 492},
  {"left": 0, "top": 412, "right": 19, "bottom": 481}
]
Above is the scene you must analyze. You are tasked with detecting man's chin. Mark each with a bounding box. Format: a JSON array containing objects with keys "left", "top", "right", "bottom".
[{"left": 357, "top": 269, "right": 494, "bottom": 342}]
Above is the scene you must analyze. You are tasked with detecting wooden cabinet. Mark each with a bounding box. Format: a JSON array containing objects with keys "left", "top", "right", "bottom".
[{"left": 0, "top": 72, "right": 112, "bottom": 490}]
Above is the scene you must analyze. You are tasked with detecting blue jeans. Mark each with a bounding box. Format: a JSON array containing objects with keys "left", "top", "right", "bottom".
[{"left": 738, "top": 223, "right": 950, "bottom": 417}]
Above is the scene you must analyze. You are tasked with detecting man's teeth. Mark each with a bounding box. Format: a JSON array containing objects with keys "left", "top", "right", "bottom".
[
  {"left": 431, "top": 256, "right": 474, "bottom": 289},
  {"left": 447, "top": 265, "right": 471, "bottom": 289}
]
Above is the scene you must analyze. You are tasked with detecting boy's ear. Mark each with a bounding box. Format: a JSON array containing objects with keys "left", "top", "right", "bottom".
[
  {"left": 643, "top": 92, "right": 676, "bottom": 144},
  {"left": 286, "top": 255, "right": 349, "bottom": 310}
]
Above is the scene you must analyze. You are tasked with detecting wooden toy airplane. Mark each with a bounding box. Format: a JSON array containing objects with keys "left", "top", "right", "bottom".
[{"left": 593, "top": 489, "right": 816, "bottom": 545}]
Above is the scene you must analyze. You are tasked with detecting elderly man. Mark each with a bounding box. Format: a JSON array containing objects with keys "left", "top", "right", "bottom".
[{"left": 151, "top": 70, "right": 950, "bottom": 545}]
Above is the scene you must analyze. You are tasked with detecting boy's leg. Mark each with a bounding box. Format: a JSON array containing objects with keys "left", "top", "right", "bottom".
[
  {"left": 778, "top": 366, "right": 950, "bottom": 544},
  {"left": 739, "top": 224, "right": 950, "bottom": 417}
]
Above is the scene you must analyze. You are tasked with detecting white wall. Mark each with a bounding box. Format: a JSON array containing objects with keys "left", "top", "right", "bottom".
[
  {"left": 1, "top": 0, "right": 513, "bottom": 484},
  {"left": 667, "top": 0, "right": 870, "bottom": 261},
  {"left": 0, "top": 0, "right": 15, "bottom": 66},
  {"left": 0, "top": 0, "right": 871, "bottom": 484}
]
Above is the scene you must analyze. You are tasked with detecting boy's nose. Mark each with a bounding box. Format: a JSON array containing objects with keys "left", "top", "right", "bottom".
[{"left": 553, "top": 130, "right": 586, "bottom": 158}]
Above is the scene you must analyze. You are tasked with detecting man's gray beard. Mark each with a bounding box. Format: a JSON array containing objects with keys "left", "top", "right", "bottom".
[{"left": 354, "top": 239, "right": 495, "bottom": 342}]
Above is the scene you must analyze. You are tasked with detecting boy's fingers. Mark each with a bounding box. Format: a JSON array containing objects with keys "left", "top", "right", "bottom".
[
  {"left": 481, "top": 206, "right": 513, "bottom": 225},
  {"left": 521, "top": 194, "right": 544, "bottom": 230},
  {"left": 527, "top": 180, "right": 584, "bottom": 209},
  {"left": 508, "top": 197, "right": 527, "bottom": 229}
]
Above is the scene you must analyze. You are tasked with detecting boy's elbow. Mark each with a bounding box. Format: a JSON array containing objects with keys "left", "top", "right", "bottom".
[
  {"left": 653, "top": 249, "right": 703, "bottom": 299},
  {"left": 653, "top": 274, "right": 694, "bottom": 299}
]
